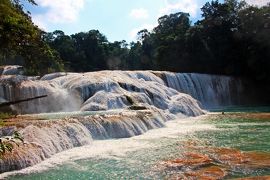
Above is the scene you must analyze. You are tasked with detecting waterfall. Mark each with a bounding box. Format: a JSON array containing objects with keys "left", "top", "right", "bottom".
[
  {"left": 163, "top": 72, "right": 244, "bottom": 108},
  {"left": 0, "top": 70, "right": 251, "bottom": 173},
  {"left": 0, "top": 65, "right": 23, "bottom": 75},
  {"left": 0, "top": 75, "right": 82, "bottom": 113},
  {"left": 0, "top": 70, "right": 246, "bottom": 113},
  {"left": 0, "top": 71, "right": 205, "bottom": 116},
  {"left": 0, "top": 110, "right": 166, "bottom": 173}
]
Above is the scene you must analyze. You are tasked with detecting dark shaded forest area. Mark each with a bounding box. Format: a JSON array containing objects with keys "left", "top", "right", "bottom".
[{"left": 0, "top": 0, "right": 270, "bottom": 85}]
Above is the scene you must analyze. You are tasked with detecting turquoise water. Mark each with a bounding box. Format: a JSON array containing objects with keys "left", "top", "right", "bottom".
[
  {"left": 4, "top": 112, "right": 270, "bottom": 179},
  {"left": 20, "top": 110, "right": 124, "bottom": 120},
  {"left": 187, "top": 113, "right": 270, "bottom": 178},
  {"left": 210, "top": 106, "right": 270, "bottom": 113},
  {"left": 198, "top": 114, "right": 270, "bottom": 152},
  {"left": 8, "top": 139, "right": 182, "bottom": 179}
]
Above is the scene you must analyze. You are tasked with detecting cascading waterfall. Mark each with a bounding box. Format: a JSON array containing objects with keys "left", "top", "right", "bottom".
[
  {"left": 0, "top": 65, "right": 23, "bottom": 75},
  {"left": 0, "top": 71, "right": 205, "bottom": 116},
  {"left": 163, "top": 72, "right": 244, "bottom": 108},
  {"left": 0, "top": 110, "right": 166, "bottom": 173},
  {"left": 0, "top": 69, "right": 247, "bottom": 173},
  {"left": 0, "top": 75, "right": 82, "bottom": 113}
]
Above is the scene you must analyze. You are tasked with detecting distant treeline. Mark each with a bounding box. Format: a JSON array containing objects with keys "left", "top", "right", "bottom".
[{"left": 0, "top": 0, "right": 270, "bottom": 84}]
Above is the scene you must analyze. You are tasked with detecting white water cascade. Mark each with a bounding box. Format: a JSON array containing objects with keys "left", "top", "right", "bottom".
[
  {"left": 0, "top": 70, "right": 246, "bottom": 173},
  {"left": 0, "top": 110, "right": 167, "bottom": 173},
  {"left": 0, "top": 65, "right": 24, "bottom": 75},
  {"left": 163, "top": 72, "right": 244, "bottom": 108},
  {"left": 0, "top": 71, "right": 205, "bottom": 115}
]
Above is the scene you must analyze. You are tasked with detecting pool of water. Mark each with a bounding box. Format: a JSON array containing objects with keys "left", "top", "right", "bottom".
[
  {"left": 183, "top": 113, "right": 270, "bottom": 179},
  {"left": 3, "top": 112, "right": 270, "bottom": 179},
  {"left": 19, "top": 110, "right": 125, "bottom": 120},
  {"left": 209, "top": 105, "right": 270, "bottom": 113}
]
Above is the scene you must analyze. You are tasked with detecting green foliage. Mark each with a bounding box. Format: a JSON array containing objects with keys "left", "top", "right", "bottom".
[
  {"left": 0, "top": 0, "right": 64, "bottom": 75},
  {"left": 45, "top": 0, "right": 268, "bottom": 81},
  {"left": 1, "top": 0, "right": 269, "bottom": 87},
  {"left": 13, "top": 131, "right": 23, "bottom": 142},
  {"left": 0, "top": 139, "right": 13, "bottom": 155},
  {"left": 133, "top": 0, "right": 270, "bottom": 84},
  {"left": 0, "top": 112, "right": 13, "bottom": 128},
  {"left": 0, "top": 113, "right": 12, "bottom": 120},
  {"left": 0, "top": 131, "right": 24, "bottom": 157}
]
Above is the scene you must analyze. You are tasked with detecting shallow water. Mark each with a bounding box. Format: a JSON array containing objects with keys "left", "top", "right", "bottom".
[
  {"left": 181, "top": 113, "right": 270, "bottom": 179},
  {"left": 210, "top": 106, "right": 270, "bottom": 113},
  {"left": 2, "top": 112, "right": 270, "bottom": 179}
]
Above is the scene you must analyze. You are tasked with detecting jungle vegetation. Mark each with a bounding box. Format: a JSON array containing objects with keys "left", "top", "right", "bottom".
[{"left": 0, "top": 0, "right": 269, "bottom": 85}]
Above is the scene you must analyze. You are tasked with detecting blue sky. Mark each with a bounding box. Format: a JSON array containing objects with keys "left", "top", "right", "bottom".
[{"left": 24, "top": 0, "right": 266, "bottom": 42}]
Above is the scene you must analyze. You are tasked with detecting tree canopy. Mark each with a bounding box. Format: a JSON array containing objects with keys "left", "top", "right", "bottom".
[
  {"left": 0, "top": 0, "right": 64, "bottom": 75},
  {"left": 0, "top": 0, "right": 269, "bottom": 84}
]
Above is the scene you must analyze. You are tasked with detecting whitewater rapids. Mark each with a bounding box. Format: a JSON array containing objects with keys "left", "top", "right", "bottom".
[
  {"left": 0, "top": 71, "right": 244, "bottom": 114},
  {"left": 0, "top": 70, "right": 245, "bottom": 173}
]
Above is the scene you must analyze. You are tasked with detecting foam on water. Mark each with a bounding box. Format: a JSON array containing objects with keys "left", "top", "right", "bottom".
[
  {"left": 0, "top": 110, "right": 169, "bottom": 173},
  {"left": 0, "top": 70, "right": 244, "bottom": 115},
  {"left": 0, "top": 115, "right": 215, "bottom": 179},
  {"left": 0, "top": 65, "right": 23, "bottom": 75},
  {"left": 163, "top": 72, "right": 244, "bottom": 108},
  {"left": 0, "top": 70, "right": 246, "bottom": 176}
]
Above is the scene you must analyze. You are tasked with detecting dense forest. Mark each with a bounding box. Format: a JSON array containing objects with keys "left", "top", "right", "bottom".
[{"left": 0, "top": 0, "right": 270, "bottom": 85}]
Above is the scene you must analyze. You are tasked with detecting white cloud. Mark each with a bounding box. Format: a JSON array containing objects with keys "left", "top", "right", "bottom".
[
  {"left": 129, "top": 8, "right": 149, "bottom": 19},
  {"left": 32, "top": 0, "right": 85, "bottom": 28},
  {"left": 32, "top": 15, "right": 48, "bottom": 31},
  {"left": 159, "top": 0, "right": 199, "bottom": 18},
  {"left": 245, "top": 0, "right": 269, "bottom": 6},
  {"left": 129, "top": 23, "right": 157, "bottom": 41}
]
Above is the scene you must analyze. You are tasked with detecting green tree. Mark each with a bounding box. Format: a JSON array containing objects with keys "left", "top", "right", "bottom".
[{"left": 0, "top": 0, "right": 64, "bottom": 75}]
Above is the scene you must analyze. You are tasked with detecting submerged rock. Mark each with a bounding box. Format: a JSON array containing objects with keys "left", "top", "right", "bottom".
[
  {"left": 158, "top": 140, "right": 270, "bottom": 179},
  {"left": 163, "top": 152, "right": 212, "bottom": 169},
  {"left": 184, "top": 166, "right": 227, "bottom": 180}
]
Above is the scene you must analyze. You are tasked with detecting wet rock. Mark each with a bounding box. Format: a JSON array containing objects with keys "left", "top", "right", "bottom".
[
  {"left": 0, "top": 126, "right": 16, "bottom": 136},
  {"left": 185, "top": 166, "right": 227, "bottom": 180},
  {"left": 163, "top": 152, "right": 212, "bottom": 169}
]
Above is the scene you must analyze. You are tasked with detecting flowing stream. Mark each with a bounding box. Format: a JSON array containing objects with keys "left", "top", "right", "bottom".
[
  {"left": 1, "top": 110, "right": 270, "bottom": 179},
  {"left": 0, "top": 71, "right": 247, "bottom": 114},
  {"left": 0, "top": 115, "right": 215, "bottom": 179},
  {"left": 0, "top": 70, "right": 269, "bottom": 179}
]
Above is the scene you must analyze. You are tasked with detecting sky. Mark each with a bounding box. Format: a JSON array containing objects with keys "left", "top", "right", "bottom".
[{"left": 24, "top": 0, "right": 269, "bottom": 42}]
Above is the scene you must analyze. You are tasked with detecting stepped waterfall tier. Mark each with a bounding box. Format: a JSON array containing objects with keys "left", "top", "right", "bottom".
[
  {"left": 0, "top": 66, "right": 24, "bottom": 76},
  {"left": 162, "top": 72, "right": 244, "bottom": 108},
  {"left": 0, "top": 70, "right": 254, "bottom": 174},
  {"left": 0, "top": 71, "right": 207, "bottom": 115},
  {"left": 0, "top": 110, "right": 167, "bottom": 173},
  {"left": 0, "top": 71, "right": 246, "bottom": 114}
]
